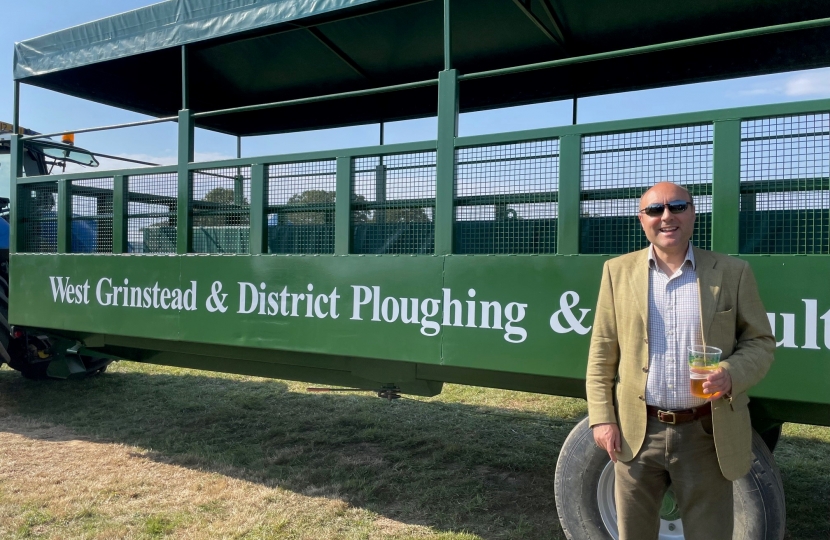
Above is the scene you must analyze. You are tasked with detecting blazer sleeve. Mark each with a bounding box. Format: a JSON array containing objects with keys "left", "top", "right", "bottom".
[
  {"left": 586, "top": 260, "right": 621, "bottom": 426},
  {"left": 720, "top": 261, "right": 776, "bottom": 396}
]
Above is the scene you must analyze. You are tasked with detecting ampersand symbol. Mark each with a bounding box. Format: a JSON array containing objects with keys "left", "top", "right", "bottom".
[
  {"left": 550, "top": 291, "right": 592, "bottom": 335},
  {"left": 206, "top": 281, "right": 228, "bottom": 313}
]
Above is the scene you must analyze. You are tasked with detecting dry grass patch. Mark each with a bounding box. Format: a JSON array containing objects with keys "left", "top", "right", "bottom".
[
  {"left": 0, "top": 415, "right": 434, "bottom": 539},
  {"left": 0, "top": 362, "right": 828, "bottom": 539}
]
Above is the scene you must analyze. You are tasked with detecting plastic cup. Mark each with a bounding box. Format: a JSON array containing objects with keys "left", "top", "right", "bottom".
[{"left": 688, "top": 345, "right": 722, "bottom": 399}]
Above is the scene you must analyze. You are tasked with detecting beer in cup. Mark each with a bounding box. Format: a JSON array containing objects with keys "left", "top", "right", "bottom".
[{"left": 688, "top": 345, "right": 722, "bottom": 399}]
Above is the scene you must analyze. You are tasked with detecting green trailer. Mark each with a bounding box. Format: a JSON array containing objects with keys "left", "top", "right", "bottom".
[{"left": 6, "top": 1, "right": 830, "bottom": 538}]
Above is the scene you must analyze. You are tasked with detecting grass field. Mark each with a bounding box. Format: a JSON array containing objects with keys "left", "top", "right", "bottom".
[{"left": 0, "top": 361, "right": 828, "bottom": 539}]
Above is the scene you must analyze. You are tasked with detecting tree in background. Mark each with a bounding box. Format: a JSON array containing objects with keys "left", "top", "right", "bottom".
[
  {"left": 282, "top": 190, "right": 429, "bottom": 225},
  {"left": 194, "top": 186, "right": 249, "bottom": 226}
]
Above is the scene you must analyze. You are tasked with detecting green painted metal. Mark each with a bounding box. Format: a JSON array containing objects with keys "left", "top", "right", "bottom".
[
  {"left": 56, "top": 180, "right": 71, "bottom": 254},
  {"left": 458, "top": 15, "right": 830, "bottom": 82},
  {"left": 712, "top": 120, "right": 741, "bottom": 254},
  {"left": 454, "top": 98, "right": 830, "bottom": 148},
  {"left": 442, "top": 0, "right": 451, "bottom": 71},
  {"left": 9, "top": 134, "right": 22, "bottom": 254},
  {"left": 177, "top": 109, "right": 194, "bottom": 254},
  {"left": 557, "top": 134, "right": 581, "bottom": 255},
  {"left": 19, "top": 117, "right": 178, "bottom": 142},
  {"left": 434, "top": 69, "right": 458, "bottom": 256},
  {"left": 112, "top": 175, "right": 127, "bottom": 253},
  {"left": 335, "top": 157, "right": 352, "bottom": 256},
  {"left": 9, "top": 251, "right": 830, "bottom": 424},
  {"left": 249, "top": 164, "right": 267, "bottom": 255},
  {"left": 12, "top": 81, "right": 20, "bottom": 133},
  {"left": 192, "top": 79, "right": 440, "bottom": 120}
]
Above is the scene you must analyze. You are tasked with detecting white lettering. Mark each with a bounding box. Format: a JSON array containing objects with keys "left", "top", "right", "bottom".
[
  {"left": 352, "top": 286, "right": 372, "bottom": 320},
  {"left": 504, "top": 302, "right": 528, "bottom": 343},
  {"left": 238, "top": 282, "right": 258, "bottom": 314},
  {"left": 96, "top": 277, "right": 112, "bottom": 306},
  {"left": 49, "top": 276, "right": 70, "bottom": 302},
  {"left": 803, "top": 299, "right": 820, "bottom": 349},
  {"left": 767, "top": 312, "right": 798, "bottom": 348},
  {"left": 442, "top": 288, "right": 463, "bottom": 327}
]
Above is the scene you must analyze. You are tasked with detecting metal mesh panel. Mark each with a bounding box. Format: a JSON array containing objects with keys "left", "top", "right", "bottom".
[
  {"left": 18, "top": 182, "right": 58, "bottom": 253},
  {"left": 71, "top": 178, "right": 113, "bottom": 253},
  {"left": 454, "top": 139, "right": 559, "bottom": 254},
  {"left": 352, "top": 151, "right": 436, "bottom": 254},
  {"left": 192, "top": 166, "right": 251, "bottom": 254},
  {"left": 267, "top": 160, "right": 336, "bottom": 254},
  {"left": 740, "top": 114, "right": 830, "bottom": 254},
  {"left": 128, "top": 173, "right": 177, "bottom": 254},
  {"left": 580, "top": 125, "right": 713, "bottom": 254}
]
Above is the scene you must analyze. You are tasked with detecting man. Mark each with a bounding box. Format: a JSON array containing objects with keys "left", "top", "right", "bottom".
[{"left": 586, "top": 182, "right": 775, "bottom": 540}]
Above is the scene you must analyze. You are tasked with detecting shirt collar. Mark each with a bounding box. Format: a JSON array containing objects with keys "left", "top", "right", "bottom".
[{"left": 648, "top": 242, "right": 696, "bottom": 271}]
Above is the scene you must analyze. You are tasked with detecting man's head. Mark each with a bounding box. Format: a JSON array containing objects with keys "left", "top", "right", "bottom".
[{"left": 638, "top": 182, "right": 695, "bottom": 257}]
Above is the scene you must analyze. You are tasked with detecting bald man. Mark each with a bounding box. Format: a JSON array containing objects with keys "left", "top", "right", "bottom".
[{"left": 585, "top": 182, "right": 775, "bottom": 540}]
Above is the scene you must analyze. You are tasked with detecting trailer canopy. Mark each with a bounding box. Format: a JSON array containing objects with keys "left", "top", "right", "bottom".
[{"left": 13, "top": 0, "right": 830, "bottom": 135}]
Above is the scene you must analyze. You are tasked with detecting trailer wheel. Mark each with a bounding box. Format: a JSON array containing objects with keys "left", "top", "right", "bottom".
[
  {"left": 0, "top": 270, "right": 50, "bottom": 379},
  {"left": 554, "top": 417, "right": 786, "bottom": 540}
]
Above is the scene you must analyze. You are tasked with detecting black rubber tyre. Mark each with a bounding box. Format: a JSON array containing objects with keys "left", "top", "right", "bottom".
[
  {"left": 0, "top": 269, "right": 50, "bottom": 379},
  {"left": 554, "top": 416, "right": 786, "bottom": 540}
]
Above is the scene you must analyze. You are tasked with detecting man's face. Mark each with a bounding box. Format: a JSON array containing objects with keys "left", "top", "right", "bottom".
[{"left": 637, "top": 183, "right": 696, "bottom": 255}]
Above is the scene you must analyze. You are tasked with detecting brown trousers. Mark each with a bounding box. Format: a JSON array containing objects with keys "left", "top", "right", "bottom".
[{"left": 614, "top": 415, "right": 734, "bottom": 540}]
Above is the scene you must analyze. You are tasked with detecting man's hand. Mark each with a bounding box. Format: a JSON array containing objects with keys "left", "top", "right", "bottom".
[
  {"left": 703, "top": 367, "right": 732, "bottom": 402},
  {"left": 592, "top": 423, "right": 620, "bottom": 462}
]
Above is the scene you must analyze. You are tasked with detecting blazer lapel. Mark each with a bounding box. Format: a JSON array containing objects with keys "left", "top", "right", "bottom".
[
  {"left": 694, "top": 247, "right": 722, "bottom": 342},
  {"left": 630, "top": 248, "right": 650, "bottom": 330}
]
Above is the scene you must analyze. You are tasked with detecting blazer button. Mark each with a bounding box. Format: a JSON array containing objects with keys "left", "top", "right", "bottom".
[
  {"left": 638, "top": 395, "right": 644, "bottom": 401},
  {"left": 643, "top": 338, "right": 648, "bottom": 344},
  {"left": 642, "top": 367, "right": 649, "bottom": 373}
]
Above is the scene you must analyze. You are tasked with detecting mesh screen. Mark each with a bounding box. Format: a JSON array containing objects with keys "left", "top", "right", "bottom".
[
  {"left": 352, "top": 151, "right": 436, "bottom": 254},
  {"left": 580, "top": 125, "right": 713, "bottom": 254},
  {"left": 71, "top": 178, "right": 113, "bottom": 253},
  {"left": 454, "top": 139, "right": 559, "bottom": 254},
  {"left": 18, "top": 182, "right": 58, "bottom": 253},
  {"left": 192, "top": 166, "right": 251, "bottom": 254},
  {"left": 267, "top": 160, "right": 336, "bottom": 254},
  {"left": 740, "top": 114, "right": 830, "bottom": 254},
  {"left": 128, "top": 173, "right": 178, "bottom": 254}
]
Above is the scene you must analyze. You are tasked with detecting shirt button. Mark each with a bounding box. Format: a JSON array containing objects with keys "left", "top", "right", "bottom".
[{"left": 642, "top": 367, "right": 649, "bottom": 373}]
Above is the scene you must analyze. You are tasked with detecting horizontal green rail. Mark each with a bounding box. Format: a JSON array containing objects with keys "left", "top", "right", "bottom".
[
  {"left": 458, "top": 16, "right": 830, "bottom": 82},
  {"left": 12, "top": 97, "right": 830, "bottom": 258}
]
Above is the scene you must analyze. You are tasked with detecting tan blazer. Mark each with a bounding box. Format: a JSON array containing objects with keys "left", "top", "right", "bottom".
[{"left": 586, "top": 246, "right": 775, "bottom": 481}]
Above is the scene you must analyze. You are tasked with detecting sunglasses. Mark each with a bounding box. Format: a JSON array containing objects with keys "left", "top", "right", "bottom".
[{"left": 638, "top": 200, "right": 694, "bottom": 217}]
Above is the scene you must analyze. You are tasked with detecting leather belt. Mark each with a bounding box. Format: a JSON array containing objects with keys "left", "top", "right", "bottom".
[{"left": 646, "top": 402, "right": 712, "bottom": 425}]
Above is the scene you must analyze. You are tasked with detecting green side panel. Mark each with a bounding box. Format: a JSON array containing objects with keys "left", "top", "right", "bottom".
[
  {"left": 741, "top": 256, "right": 830, "bottom": 409},
  {"left": 8, "top": 253, "right": 830, "bottom": 414}
]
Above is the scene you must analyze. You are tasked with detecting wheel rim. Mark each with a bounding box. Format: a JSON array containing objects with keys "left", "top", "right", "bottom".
[{"left": 597, "top": 461, "right": 686, "bottom": 539}]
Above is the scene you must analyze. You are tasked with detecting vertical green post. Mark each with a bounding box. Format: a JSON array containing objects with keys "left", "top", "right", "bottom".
[
  {"left": 335, "top": 156, "right": 352, "bottom": 255},
  {"left": 57, "top": 180, "right": 72, "bottom": 253},
  {"left": 557, "top": 134, "right": 582, "bottom": 254},
  {"left": 443, "top": 0, "right": 452, "bottom": 71},
  {"left": 434, "top": 69, "right": 458, "bottom": 255},
  {"left": 250, "top": 163, "right": 267, "bottom": 255},
  {"left": 177, "top": 45, "right": 192, "bottom": 254},
  {"left": 712, "top": 120, "right": 741, "bottom": 254},
  {"left": 177, "top": 109, "right": 194, "bottom": 254},
  {"left": 9, "top": 134, "right": 23, "bottom": 253},
  {"left": 10, "top": 81, "right": 21, "bottom": 253},
  {"left": 112, "top": 175, "right": 127, "bottom": 253}
]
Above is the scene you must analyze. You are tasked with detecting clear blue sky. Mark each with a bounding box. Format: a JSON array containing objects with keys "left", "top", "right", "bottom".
[{"left": 5, "top": 1, "right": 830, "bottom": 170}]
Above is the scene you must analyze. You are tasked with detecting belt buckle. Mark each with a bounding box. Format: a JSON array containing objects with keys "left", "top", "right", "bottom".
[{"left": 658, "top": 410, "right": 677, "bottom": 424}]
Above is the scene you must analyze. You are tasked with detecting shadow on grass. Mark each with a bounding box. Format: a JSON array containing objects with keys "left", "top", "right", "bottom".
[
  {"left": 3, "top": 367, "right": 827, "bottom": 539},
  {"left": 0, "top": 366, "right": 581, "bottom": 540}
]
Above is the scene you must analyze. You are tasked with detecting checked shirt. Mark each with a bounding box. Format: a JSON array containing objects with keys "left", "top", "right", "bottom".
[{"left": 644, "top": 243, "right": 707, "bottom": 410}]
